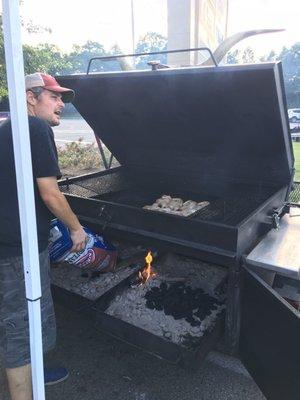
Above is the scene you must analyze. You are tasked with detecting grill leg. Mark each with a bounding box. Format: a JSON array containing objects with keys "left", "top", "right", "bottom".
[{"left": 225, "top": 265, "right": 242, "bottom": 355}]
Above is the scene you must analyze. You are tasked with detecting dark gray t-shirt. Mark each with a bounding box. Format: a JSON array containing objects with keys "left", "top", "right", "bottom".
[{"left": 0, "top": 116, "right": 61, "bottom": 258}]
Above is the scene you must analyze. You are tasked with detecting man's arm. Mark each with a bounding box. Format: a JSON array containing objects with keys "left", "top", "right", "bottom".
[{"left": 37, "top": 176, "right": 86, "bottom": 252}]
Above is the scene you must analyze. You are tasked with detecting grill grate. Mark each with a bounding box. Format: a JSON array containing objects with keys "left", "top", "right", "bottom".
[
  {"left": 59, "top": 170, "right": 130, "bottom": 198},
  {"left": 193, "top": 193, "right": 271, "bottom": 225},
  {"left": 59, "top": 170, "right": 278, "bottom": 226}
]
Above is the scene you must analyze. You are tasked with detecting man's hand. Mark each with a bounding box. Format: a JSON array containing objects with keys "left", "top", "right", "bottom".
[{"left": 70, "top": 226, "right": 87, "bottom": 252}]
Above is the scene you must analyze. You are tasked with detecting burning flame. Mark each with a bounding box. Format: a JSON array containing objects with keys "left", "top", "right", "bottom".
[{"left": 138, "top": 251, "right": 156, "bottom": 284}]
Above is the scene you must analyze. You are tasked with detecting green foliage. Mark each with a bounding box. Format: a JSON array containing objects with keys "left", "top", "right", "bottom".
[
  {"left": 226, "top": 49, "right": 239, "bottom": 64},
  {"left": 241, "top": 47, "right": 255, "bottom": 64},
  {"left": 226, "top": 47, "right": 257, "bottom": 64},
  {"left": 259, "top": 43, "right": 300, "bottom": 107},
  {"left": 134, "top": 32, "right": 167, "bottom": 69},
  {"left": 23, "top": 43, "right": 71, "bottom": 76},
  {"left": 292, "top": 142, "right": 300, "bottom": 181},
  {"left": 64, "top": 41, "right": 106, "bottom": 74},
  {"left": 279, "top": 42, "right": 300, "bottom": 107},
  {"left": 0, "top": 15, "right": 8, "bottom": 99},
  {"left": 57, "top": 140, "right": 102, "bottom": 170},
  {"left": 226, "top": 43, "right": 300, "bottom": 107}
]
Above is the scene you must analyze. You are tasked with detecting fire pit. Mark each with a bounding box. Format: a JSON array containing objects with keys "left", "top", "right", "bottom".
[
  {"left": 92, "top": 252, "right": 227, "bottom": 363},
  {"left": 106, "top": 277, "right": 225, "bottom": 347}
]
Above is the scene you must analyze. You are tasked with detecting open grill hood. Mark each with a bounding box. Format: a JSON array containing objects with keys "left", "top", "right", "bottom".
[
  {"left": 57, "top": 62, "right": 293, "bottom": 191},
  {"left": 57, "top": 63, "right": 294, "bottom": 265}
]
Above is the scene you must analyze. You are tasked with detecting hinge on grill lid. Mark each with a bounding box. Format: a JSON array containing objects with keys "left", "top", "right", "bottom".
[
  {"left": 269, "top": 203, "right": 289, "bottom": 230},
  {"left": 98, "top": 205, "right": 113, "bottom": 230},
  {"left": 269, "top": 202, "right": 300, "bottom": 230}
]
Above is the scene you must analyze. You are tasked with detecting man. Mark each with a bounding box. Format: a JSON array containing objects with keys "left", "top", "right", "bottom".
[{"left": 0, "top": 72, "right": 87, "bottom": 400}]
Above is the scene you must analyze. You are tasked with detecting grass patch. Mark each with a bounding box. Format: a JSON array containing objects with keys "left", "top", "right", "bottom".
[{"left": 293, "top": 142, "right": 300, "bottom": 181}]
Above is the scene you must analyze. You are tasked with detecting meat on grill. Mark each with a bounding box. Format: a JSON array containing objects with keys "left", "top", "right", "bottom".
[{"left": 143, "top": 195, "right": 209, "bottom": 217}]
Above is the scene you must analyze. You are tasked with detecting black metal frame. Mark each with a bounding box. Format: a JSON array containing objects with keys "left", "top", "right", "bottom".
[{"left": 240, "top": 267, "right": 300, "bottom": 400}]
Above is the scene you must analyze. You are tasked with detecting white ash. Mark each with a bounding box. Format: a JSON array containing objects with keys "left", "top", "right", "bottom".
[
  {"left": 50, "top": 264, "right": 140, "bottom": 301},
  {"left": 159, "top": 253, "right": 227, "bottom": 297},
  {"left": 50, "top": 240, "right": 148, "bottom": 301},
  {"left": 106, "top": 277, "right": 225, "bottom": 346}
]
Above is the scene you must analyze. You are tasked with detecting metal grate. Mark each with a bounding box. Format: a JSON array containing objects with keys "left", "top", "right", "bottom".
[
  {"left": 59, "top": 171, "right": 277, "bottom": 226},
  {"left": 289, "top": 181, "right": 300, "bottom": 203},
  {"left": 193, "top": 192, "right": 273, "bottom": 225},
  {"left": 59, "top": 170, "right": 130, "bottom": 198}
]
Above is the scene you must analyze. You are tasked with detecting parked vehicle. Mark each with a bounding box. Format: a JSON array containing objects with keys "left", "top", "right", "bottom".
[
  {"left": 0, "top": 111, "right": 10, "bottom": 123},
  {"left": 288, "top": 108, "right": 300, "bottom": 122}
]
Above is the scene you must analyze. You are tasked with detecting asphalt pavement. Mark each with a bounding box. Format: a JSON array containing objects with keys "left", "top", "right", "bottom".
[
  {"left": 0, "top": 303, "right": 265, "bottom": 400},
  {"left": 53, "top": 118, "right": 95, "bottom": 146}
]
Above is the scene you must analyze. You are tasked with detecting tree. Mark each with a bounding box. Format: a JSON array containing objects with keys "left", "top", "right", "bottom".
[
  {"left": 0, "top": 11, "right": 53, "bottom": 105},
  {"left": 225, "top": 47, "right": 257, "bottom": 65},
  {"left": 226, "top": 49, "right": 240, "bottom": 64},
  {"left": 279, "top": 42, "right": 300, "bottom": 106},
  {"left": 23, "top": 43, "right": 70, "bottom": 76},
  {"left": 134, "top": 32, "right": 167, "bottom": 69},
  {"left": 64, "top": 41, "right": 106, "bottom": 74},
  {"left": 241, "top": 47, "right": 256, "bottom": 64},
  {"left": 260, "top": 49, "right": 278, "bottom": 62}
]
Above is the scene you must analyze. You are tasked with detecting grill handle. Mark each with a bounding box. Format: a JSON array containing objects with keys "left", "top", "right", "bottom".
[{"left": 87, "top": 47, "right": 218, "bottom": 74}]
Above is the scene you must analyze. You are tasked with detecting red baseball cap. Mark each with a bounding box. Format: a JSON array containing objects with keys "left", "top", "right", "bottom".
[{"left": 25, "top": 72, "right": 75, "bottom": 103}]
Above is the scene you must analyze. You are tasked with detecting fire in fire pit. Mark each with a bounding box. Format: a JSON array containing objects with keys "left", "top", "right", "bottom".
[{"left": 138, "top": 251, "right": 156, "bottom": 284}]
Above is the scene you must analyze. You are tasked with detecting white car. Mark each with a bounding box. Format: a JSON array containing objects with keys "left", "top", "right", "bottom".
[{"left": 288, "top": 108, "right": 300, "bottom": 122}]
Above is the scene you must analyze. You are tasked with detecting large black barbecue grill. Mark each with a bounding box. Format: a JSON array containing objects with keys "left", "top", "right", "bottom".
[
  {"left": 53, "top": 60, "right": 300, "bottom": 399},
  {"left": 57, "top": 62, "right": 293, "bottom": 265}
]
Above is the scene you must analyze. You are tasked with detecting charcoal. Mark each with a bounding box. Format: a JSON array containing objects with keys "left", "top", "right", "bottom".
[{"left": 144, "top": 282, "right": 220, "bottom": 325}]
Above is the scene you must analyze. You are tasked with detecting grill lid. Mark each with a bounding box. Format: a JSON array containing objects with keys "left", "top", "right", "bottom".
[{"left": 57, "top": 62, "right": 293, "bottom": 188}]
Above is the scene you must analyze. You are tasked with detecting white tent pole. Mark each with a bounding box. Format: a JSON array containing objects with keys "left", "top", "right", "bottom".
[{"left": 2, "top": 1, "right": 45, "bottom": 399}]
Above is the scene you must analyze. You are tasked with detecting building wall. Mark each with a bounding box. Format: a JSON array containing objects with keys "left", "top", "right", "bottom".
[{"left": 167, "top": 0, "right": 228, "bottom": 66}]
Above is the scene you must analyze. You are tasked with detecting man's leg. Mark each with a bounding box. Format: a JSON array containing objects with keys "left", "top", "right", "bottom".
[
  {"left": 0, "top": 255, "right": 35, "bottom": 400},
  {"left": 6, "top": 364, "right": 32, "bottom": 400},
  {"left": 1, "top": 248, "right": 59, "bottom": 398}
]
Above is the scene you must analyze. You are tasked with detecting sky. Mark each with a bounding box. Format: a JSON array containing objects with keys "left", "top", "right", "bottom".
[
  {"left": 19, "top": 0, "right": 167, "bottom": 53},
  {"left": 7, "top": 0, "right": 300, "bottom": 56},
  {"left": 227, "top": 0, "right": 300, "bottom": 55}
]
